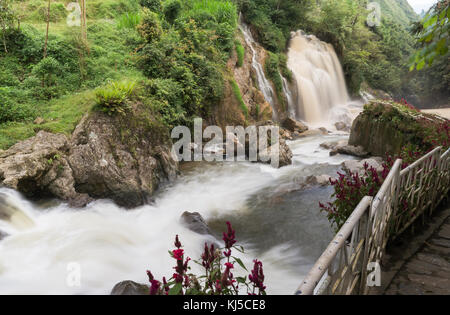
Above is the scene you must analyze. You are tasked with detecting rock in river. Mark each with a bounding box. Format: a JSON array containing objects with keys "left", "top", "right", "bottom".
[{"left": 111, "top": 280, "right": 149, "bottom": 295}]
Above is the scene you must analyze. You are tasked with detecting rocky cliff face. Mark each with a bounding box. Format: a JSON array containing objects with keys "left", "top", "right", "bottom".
[
  {"left": 0, "top": 107, "right": 178, "bottom": 208},
  {"left": 208, "top": 28, "right": 283, "bottom": 130}
]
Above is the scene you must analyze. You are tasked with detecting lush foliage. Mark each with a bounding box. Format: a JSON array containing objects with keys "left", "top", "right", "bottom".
[
  {"left": 146, "top": 222, "right": 267, "bottom": 295},
  {"left": 410, "top": 0, "right": 449, "bottom": 71},
  {"left": 136, "top": 0, "right": 237, "bottom": 127}
]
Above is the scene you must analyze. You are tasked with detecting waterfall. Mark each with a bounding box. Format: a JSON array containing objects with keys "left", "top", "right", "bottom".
[
  {"left": 0, "top": 192, "right": 35, "bottom": 231},
  {"left": 238, "top": 16, "right": 277, "bottom": 120},
  {"left": 287, "top": 30, "right": 350, "bottom": 124},
  {"left": 281, "top": 76, "right": 296, "bottom": 119}
]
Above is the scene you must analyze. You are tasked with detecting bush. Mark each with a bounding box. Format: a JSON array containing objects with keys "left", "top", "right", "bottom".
[
  {"left": 31, "top": 57, "right": 62, "bottom": 88},
  {"left": 95, "top": 80, "right": 136, "bottom": 115},
  {"left": 139, "top": 0, "right": 162, "bottom": 12},
  {"left": 163, "top": 0, "right": 182, "bottom": 24},
  {"left": 145, "top": 222, "right": 267, "bottom": 295},
  {"left": 320, "top": 163, "right": 390, "bottom": 231},
  {"left": 137, "top": 9, "right": 162, "bottom": 43},
  {"left": 0, "top": 87, "right": 35, "bottom": 123}
]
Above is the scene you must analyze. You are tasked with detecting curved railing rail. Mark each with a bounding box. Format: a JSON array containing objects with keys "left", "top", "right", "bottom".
[{"left": 296, "top": 147, "right": 450, "bottom": 295}]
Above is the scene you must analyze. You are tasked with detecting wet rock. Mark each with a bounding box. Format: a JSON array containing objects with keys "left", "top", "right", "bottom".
[
  {"left": 298, "top": 129, "right": 328, "bottom": 138},
  {"left": 111, "top": 281, "right": 149, "bottom": 295},
  {"left": 0, "top": 230, "right": 8, "bottom": 241},
  {"left": 335, "top": 122, "right": 350, "bottom": 132},
  {"left": 279, "top": 128, "right": 293, "bottom": 140},
  {"left": 320, "top": 140, "right": 348, "bottom": 150},
  {"left": 258, "top": 138, "right": 292, "bottom": 168},
  {"left": 341, "top": 158, "right": 384, "bottom": 174},
  {"left": 0, "top": 131, "right": 91, "bottom": 205},
  {"left": 330, "top": 145, "right": 369, "bottom": 158},
  {"left": 305, "top": 175, "right": 330, "bottom": 187},
  {"left": 181, "top": 211, "right": 211, "bottom": 235},
  {"left": 68, "top": 112, "right": 178, "bottom": 208},
  {"left": 318, "top": 127, "right": 329, "bottom": 134},
  {"left": 281, "top": 117, "right": 308, "bottom": 133},
  {"left": 0, "top": 109, "right": 178, "bottom": 208}
]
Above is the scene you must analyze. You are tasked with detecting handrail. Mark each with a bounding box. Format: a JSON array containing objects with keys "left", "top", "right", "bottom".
[
  {"left": 297, "top": 146, "right": 450, "bottom": 295},
  {"left": 295, "top": 196, "right": 372, "bottom": 295},
  {"left": 399, "top": 146, "right": 441, "bottom": 177}
]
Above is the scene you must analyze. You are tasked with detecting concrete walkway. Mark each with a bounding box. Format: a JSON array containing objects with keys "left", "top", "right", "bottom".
[{"left": 384, "top": 206, "right": 450, "bottom": 295}]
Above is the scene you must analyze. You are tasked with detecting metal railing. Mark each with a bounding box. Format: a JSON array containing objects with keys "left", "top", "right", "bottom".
[{"left": 296, "top": 147, "right": 450, "bottom": 295}]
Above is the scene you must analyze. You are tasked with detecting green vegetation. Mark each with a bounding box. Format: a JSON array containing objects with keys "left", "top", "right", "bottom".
[
  {"left": 95, "top": 80, "right": 136, "bottom": 115},
  {"left": 264, "top": 52, "right": 285, "bottom": 110},
  {"left": 136, "top": 0, "right": 237, "bottom": 127},
  {"left": 410, "top": 0, "right": 449, "bottom": 71},
  {"left": 117, "top": 12, "right": 142, "bottom": 30},
  {"left": 0, "top": 0, "right": 448, "bottom": 150},
  {"left": 239, "top": 0, "right": 448, "bottom": 105},
  {"left": 235, "top": 41, "right": 244, "bottom": 67},
  {"left": 230, "top": 79, "right": 248, "bottom": 118}
]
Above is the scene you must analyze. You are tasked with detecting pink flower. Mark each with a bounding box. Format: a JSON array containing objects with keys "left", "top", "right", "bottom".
[
  {"left": 173, "top": 249, "right": 184, "bottom": 260},
  {"left": 149, "top": 280, "right": 160, "bottom": 295},
  {"left": 222, "top": 221, "right": 236, "bottom": 249}
]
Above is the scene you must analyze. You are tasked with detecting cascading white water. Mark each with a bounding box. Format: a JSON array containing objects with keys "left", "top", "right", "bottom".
[
  {"left": 287, "top": 30, "right": 350, "bottom": 124},
  {"left": 238, "top": 17, "right": 277, "bottom": 120},
  {"left": 282, "top": 76, "right": 296, "bottom": 119},
  {"left": 0, "top": 135, "right": 357, "bottom": 295}
]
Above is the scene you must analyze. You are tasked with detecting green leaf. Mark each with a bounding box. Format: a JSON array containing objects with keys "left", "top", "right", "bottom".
[
  {"left": 236, "top": 276, "right": 247, "bottom": 284},
  {"left": 232, "top": 256, "right": 248, "bottom": 271},
  {"left": 168, "top": 282, "right": 183, "bottom": 295},
  {"left": 416, "top": 60, "right": 425, "bottom": 70}
]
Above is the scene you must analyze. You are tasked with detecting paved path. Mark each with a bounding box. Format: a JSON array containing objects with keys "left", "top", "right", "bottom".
[
  {"left": 384, "top": 213, "right": 450, "bottom": 295},
  {"left": 421, "top": 108, "right": 450, "bottom": 119}
]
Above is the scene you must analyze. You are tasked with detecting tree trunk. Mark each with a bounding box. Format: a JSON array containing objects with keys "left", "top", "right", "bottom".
[
  {"left": 43, "top": 0, "right": 51, "bottom": 59},
  {"left": 80, "top": 0, "right": 89, "bottom": 52}
]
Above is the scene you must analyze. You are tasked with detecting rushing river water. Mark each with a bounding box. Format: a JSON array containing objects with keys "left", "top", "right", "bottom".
[{"left": 0, "top": 133, "right": 358, "bottom": 295}]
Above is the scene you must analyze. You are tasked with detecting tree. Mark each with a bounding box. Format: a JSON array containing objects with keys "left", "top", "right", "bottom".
[
  {"left": 0, "top": 0, "right": 15, "bottom": 53},
  {"left": 43, "top": 0, "right": 51, "bottom": 58},
  {"left": 410, "top": 0, "right": 449, "bottom": 70},
  {"left": 80, "top": 0, "right": 88, "bottom": 47}
]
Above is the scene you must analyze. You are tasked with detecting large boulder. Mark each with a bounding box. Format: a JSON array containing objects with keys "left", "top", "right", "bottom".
[
  {"left": 68, "top": 112, "right": 178, "bottom": 208},
  {"left": 0, "top": 109, "right": 178, "bottom": 208},
  {"left": 0, "top": 131, "right": 91, "bottom": 207},
  {"left": 111, "top": 281, "right": 149, "bottom": 295},
  {"left": 349, "top": 100, "right": 447, "bottom": 156}
]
